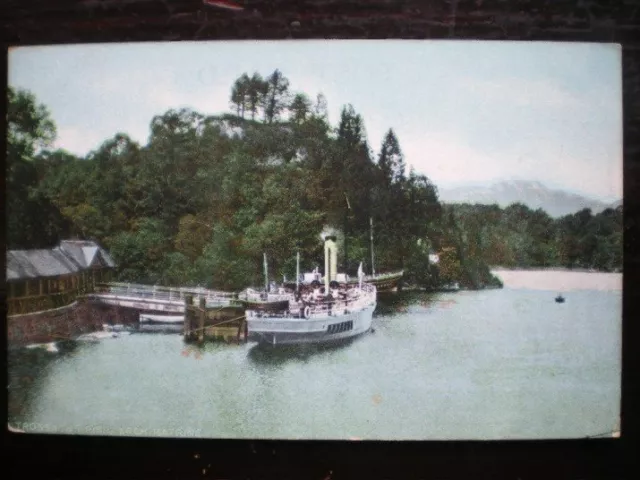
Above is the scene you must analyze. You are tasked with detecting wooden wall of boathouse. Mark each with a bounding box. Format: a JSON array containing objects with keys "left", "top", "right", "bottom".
[
  {"left": 6, "top": 269, "right": 113, "bottom": 316},
  {"left": 7, "top": 299, "right": 138, "bottom": 348}
]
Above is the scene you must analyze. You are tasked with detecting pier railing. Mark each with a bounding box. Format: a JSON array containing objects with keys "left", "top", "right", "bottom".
[{"left": 94, "top": 282, "right": 237, "bottom": 306}]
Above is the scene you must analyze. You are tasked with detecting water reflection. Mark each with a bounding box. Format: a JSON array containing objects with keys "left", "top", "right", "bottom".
[
  {"left": 8, "top": 340, "right": 80, "bottom": 423},
  {"left": 247, "top": 337, "right": 359, "bottom": 366},
  {"left": 7, "top": 271, "right": 621, "bottom": 440},
  {"left": 375, "top": 291, "right": 440, "bottom": 316},
  {"left": 374, "top": 291, "right": 413, "bottom": 315}
]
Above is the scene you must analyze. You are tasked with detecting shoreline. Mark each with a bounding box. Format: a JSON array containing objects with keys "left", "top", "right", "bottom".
[
  {"left": 400, "top": 284, "right": 503, "bottom": 293},
  {"left": 491, "top": 267, "right": 621, "bottom": 274}
]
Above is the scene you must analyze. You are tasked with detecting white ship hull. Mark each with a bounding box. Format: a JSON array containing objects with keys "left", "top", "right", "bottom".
[
  {"left": 247, "top": 303, "right": 375, "bottom": 346},
  {"left": 247, "top": 237, "right": 377, "bottom": 346}
]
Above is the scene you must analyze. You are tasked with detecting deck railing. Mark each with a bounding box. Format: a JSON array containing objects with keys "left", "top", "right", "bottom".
[{"left": 246, "top": 283, "right": 377, "bottom": 318}]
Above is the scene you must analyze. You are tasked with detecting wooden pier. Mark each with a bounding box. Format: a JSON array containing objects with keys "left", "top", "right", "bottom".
[
  {"left": 183, "top": 295, "right": 247, "bottom": 344},
  {"left": 87, "top": 283, "right": 236, "bottom": 313}
]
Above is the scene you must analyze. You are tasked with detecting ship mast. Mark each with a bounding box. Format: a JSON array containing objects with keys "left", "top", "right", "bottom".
[
  {"left": 296, "top": 251, "right": 300, "bottom": 293},
  {"left": 344, "top": 193, "right": 351, "bottom": 273},
  {"left": 370, "top": 216, "right": 375, "bottom": 276},
  {"left": 263, "top": 253, "right": 268, "bottom": 293}
]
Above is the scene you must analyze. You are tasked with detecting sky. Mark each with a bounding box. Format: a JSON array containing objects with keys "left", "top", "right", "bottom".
[{"left": 8, "top": 40, "right": 622, "bottom": 202}]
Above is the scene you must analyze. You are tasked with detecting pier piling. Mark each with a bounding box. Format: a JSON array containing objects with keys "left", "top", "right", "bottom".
[
  {"left": 198, "top": 297, "right": 206, "bottom": 342},
  {"left": 184, "top": 295, "right": 193, "bottom": 341},
  {"left": 182, "top": 293, "right": 246, "bottom": 344}
]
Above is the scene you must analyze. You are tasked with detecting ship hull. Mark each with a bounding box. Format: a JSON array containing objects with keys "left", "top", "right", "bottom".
[
  {"left": 349, "top": 271, "right": 403, "bottom": 293},
  {"left": 139, "top": 314, "right": 184, "bottom": 324},
  {"left": 247, "top": 304, "right": 375, "bottom": 346}
]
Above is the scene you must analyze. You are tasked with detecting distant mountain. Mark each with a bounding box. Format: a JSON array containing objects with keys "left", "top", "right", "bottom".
[
  {"left": 438, "top": 180, "right": 621, "bottom": 218},
  {"left": 606, "top": 199, "right": 623, "bottom": 210}
]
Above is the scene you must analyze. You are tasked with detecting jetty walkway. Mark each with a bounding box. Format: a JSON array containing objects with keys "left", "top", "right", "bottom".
[{"left": 87, "top": 282, "right": 238, "bottom": 314}]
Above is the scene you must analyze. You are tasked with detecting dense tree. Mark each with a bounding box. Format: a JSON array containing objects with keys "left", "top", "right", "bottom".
[
  {"left": 230, "top": 74, "right": 250, "bottom": 118},
  {"left": 378, "top": 129, "right": 405, "bottom": 185},
  {"left": 141, "top": 109, "right": 206, "bottom": 228},
  {"left": 247, "top": 72, "right": 268, "bottom": 121},
  {"left": 449, "top": 203, "right": 622, "bottom": 274},
  {"left": 108, "top": 218, "right": 171, "bottom": 284},
  {"left": 7, "top": 87, "right": 56, "bottom": 161},
  {"left": 174, "top": 215, "right": 212, "bottom": 261},
  {"left": 289, "top": 93, "right": 312, "bottom": 124},
  {"left": 331, "top": 104, "right": 375, "bottom": 232},
  {"left": 7, "top": 87, "right": 65, "bottom": 249},
  {"left": 262, "top": 69, "right": 290, "bottom": 124},
  {"left": 313, "top": 93, "right": 329, "bottom": 121}
]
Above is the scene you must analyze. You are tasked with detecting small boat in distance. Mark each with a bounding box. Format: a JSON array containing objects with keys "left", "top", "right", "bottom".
[{"left": 555, "top": 294, "right": 565, "bottom": 303}]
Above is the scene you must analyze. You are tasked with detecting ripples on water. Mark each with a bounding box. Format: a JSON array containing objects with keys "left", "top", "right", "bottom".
[{"left": 8, "top": 271, "right": 621, "bottom": 441}]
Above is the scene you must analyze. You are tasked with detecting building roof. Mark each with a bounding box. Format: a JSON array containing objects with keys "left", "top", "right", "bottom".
[
  {"left": 6, "top": 240, "right": 116, "bottom": 281},
  {"left": 59, "top": 240, "right": 115, "bottom": 269}
]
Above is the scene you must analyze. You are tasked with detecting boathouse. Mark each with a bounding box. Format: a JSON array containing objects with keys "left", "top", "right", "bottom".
[{"left": 6, "top": 240, "right": 116, "bottom": 316}]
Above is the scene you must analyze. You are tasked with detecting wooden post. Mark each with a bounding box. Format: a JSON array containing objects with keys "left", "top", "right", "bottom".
[
  {"left": 184, "top": 294, "right": 193, "bottom": 341},
  {"left": 198, "top": 296, "right": 206, "bottom": 343}
]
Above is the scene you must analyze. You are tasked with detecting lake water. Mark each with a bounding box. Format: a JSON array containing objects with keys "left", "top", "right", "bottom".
[{"left": 8, "top": 270, "right": 622, "bottom": 440}]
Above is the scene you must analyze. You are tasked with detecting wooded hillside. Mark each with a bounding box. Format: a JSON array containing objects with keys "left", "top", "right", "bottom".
[{"left": 7, "top": 71, "right": 621, "bottom": 291}]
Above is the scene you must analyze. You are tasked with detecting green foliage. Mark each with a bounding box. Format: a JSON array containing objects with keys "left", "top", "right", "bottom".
[
  {"left": 7, "top": 87, "right": 56, "bottom": 162},
  {"left": 262, "top": 69, "right": 290, "bottom": 124},
  {"left": 194, "top": 225, "right": 257, "bottom": 291},
  {"left": 158, "top": 252, "right": 196, "bottom": 287},
  {"left": 61, "top": 203, "right": 110, "bottom": 240},
  {"left": 378, "top": 129, "right": 405, "bottom": 185},
  {"left": 174, "top": 215, "right": 212, "bottom": 261},
  {"left": 230, "top": 73, "right": 251, "bottom": 118},
  {"left": 108, "top": 218, "right": 170, "bottom": 284},
  {"left": 289, "top": 93, "right": 312, "bottom": 124},
  {"left": 7, "top": 87, "right": 64, "bottom": 248},
  {"left": 436, "top": 247, "right": 462, "bottom": 285},
  {"left": 449, "top": 203, "right": 622, "bottom": 273},
  {"left": 30, "top": 76, "right": 631, "bottom": 294}
]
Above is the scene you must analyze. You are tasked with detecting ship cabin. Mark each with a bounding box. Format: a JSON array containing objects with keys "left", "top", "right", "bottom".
[{"left": 6, "top": 240, "right": 116, "bottom": 316}]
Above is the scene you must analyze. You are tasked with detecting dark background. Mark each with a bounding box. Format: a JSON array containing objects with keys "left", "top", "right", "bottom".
[{"left": 3, "top": 1, "right": 639, "bottom": 479}]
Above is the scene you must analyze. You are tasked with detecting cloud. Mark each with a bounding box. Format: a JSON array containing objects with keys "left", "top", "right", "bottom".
[
  {"left": 145, "top": 84, "right": 195, "bottom": 110},
  {"left": 401, "top": 131, "right": 622, "bottom": 200},
  {"left": 521, "top": 143, "right": 623, "bottom": 201},
  {"left": 457, "top": 77, "right": 583, "bottom": 109},
  {"left": 61, "top": 71, "right": 233, "bottom": 154},
  {"left": 402, "top": 132, "right": 510, "bottom": 185},
  {"left": 54, "top": 126, "right": 106, "bottom": 156}
]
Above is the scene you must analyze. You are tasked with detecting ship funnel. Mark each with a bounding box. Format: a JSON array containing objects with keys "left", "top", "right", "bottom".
[{"left": 324, "top": 235, "right": 338, "bottom": 292}]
